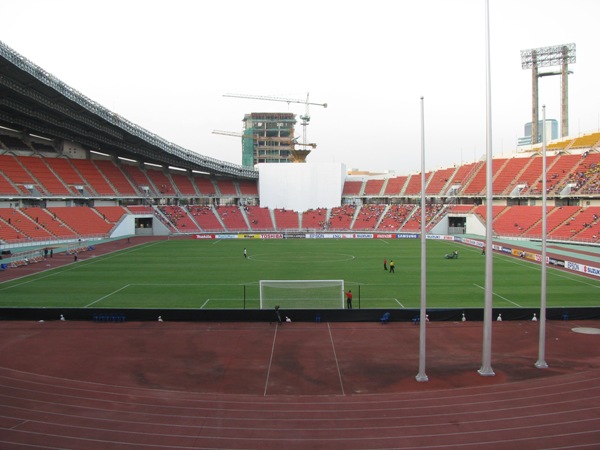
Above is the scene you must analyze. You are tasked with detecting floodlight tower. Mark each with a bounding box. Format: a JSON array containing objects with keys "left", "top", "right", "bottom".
[{"left": 520, "top": 43, "right": 575, "bottom": 145}]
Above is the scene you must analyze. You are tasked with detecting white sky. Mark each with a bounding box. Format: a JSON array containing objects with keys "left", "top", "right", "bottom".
[{"left": 2, "top": 0, "right": 599, "bottom": 174}]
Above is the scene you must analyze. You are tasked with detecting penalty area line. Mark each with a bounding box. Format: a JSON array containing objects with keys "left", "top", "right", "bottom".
[
  {"left": 474, "top": 283, "right": 522, "bottom": 307},
  {"left": 394, "top": 298, "right": 405, "bottom": 308},
  {"left": 85, "top": 284, "right": 131, "bottom": 308}
]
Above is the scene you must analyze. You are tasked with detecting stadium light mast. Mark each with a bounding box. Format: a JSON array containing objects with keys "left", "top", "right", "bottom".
[{"left": 520, "top": 43, "right": 576, "bottom": 144}]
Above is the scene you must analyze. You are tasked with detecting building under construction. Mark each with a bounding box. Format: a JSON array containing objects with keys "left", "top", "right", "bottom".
[{"left": 241, "top": 112, "right": 296, "bottom": 166}]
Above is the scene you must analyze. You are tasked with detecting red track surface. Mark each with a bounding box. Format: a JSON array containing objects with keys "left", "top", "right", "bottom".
[{"left": 0, "top": 320, "right": 599, "bottom": 449}]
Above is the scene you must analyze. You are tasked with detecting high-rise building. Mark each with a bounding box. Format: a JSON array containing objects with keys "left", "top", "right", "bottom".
[
  {"left": 518, "top": 119, "right": 558, "bottom": 147},
  {"left": 241, "top": 113, "right": 296, "bottom": 166}
]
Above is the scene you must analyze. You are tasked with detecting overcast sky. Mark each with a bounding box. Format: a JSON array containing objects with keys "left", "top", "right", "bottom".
[{"left": 2, "top": 0, "right": 599, "bottom": 174}]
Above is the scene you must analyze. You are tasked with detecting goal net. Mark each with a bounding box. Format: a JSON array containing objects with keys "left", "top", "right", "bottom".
[{"left": 259, "top": 280, "right": 345, "bottom": 310}]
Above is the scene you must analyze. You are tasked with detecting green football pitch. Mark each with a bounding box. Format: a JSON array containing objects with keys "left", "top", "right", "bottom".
[{"left": 0, "top": 238, "right": 598, "bottom": 309}]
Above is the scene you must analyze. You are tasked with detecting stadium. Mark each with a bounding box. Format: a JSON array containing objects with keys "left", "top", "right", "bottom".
[{"left": 1, "top": 24, "right": 600, "bottom": 450}]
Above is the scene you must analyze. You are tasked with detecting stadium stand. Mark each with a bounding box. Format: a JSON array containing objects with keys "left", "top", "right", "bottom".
[
  {"left": 188, "top": 205, "right": 224, "bottom": 231},
  {"left": 158, "top": 205, "right": 200, "bottom": 232},
  {"left": 246, "top": 206, "right": 275, "bottom": 231},
  {"left": 342, "top": 180, "right": 362, "bottom": 196},
  {"left": 171, "top": 172, "right": 198, "bottom": 196},
  {"left": 69, "top": 159, "right": 116, "bottom": 196},
  {"left": 301, "top": 208, "right": 328, "bottom": 230},
  {"left": 121, "top": 164, "right": 157, "bottom": 196},
  {"left": 216, "top": 205, "right": 248, "bottom": 231},
  {"left": 383, "top": 175, "right": 407, "bottom": 195},
  {"left": 403, "top": 173, "right": 427, "bottom": 196},
  {"left": 145, "top": 167, "right": 176, "bottom": 196},
  {"left": 363, "top": 179, "right": 385, "bottom": 196},
  {"left": 328, "top": 205, "right": 356, "bottom": 230},
  {"left": 95, "top": 206, "right": 128, "bottom": 223},
  {"left": 21, "top": 207, "right": 77, "bottom": 239},
  {"left": 215, "top": 179, "right": 238, "bottom": 196},
  {"left": 18, "top": 156, "right": 71, "bottom": 196},
  {"left": 47, "top": 206, "right": 112, "bottom": 236},
  {"left": 194, "top": 177, "right": 217, "bottom": 195},
  {"left": 273, "top": 208, "right": 299, "bottom": 230},
  {"left": 352, "top": 204, "right": 386, "bottom": 230},
  {"left": 426, "top": 167, "right": 456, "bottom": 195},
  {"left": 94, "top": 160, "right": 138, "bottom": 196},
  {"left": 43, "top": 157, "right": 87, "bottom": 195},
  {"left": 0, "top": 171, "right": 21, "bottom": 195},
  {"left": 0, "top": 154, "right": 40, "bottom": 195},
  {"left": 238, "top": 179, "right": 259, "bottom": 196}
]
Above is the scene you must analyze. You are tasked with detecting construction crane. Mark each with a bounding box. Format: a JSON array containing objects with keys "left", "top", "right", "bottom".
[{"left": 223, "top": 92, "right": 327, "bottom": 162}]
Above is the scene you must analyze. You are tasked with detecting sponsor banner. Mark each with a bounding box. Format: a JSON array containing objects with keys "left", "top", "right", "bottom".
[
  {"left": 330, "top": 233, "right": 353, "bottom": 239},
  {"left": 194, "top": 234, "right": 214, "bottom": 239},
  {"left": 564, "top": 260, "right": 600, "bottom": 278},
  {"left": 548, "top": 257, "right": 565, "bottom": 267},
  {"left": 239, "top": 234, "right": 260, "bottom": 239},
  {"left": 307, "top": 233, "right": 326, "bottom": 239},
  {"left": 216, "top": 234, "right": 237, "bottom": 239},
  {"left": 584, "top": 265, "right": 600, "bottom": 277},
  {"left": 284, "top": 233, "right": 306, "bottom": 239},
  {"left": 354, "top": 233, "right": 373, "bottom": 239},
  {"left": 374, "top": 233, "right": 394, "bottom": 239},
  {"left": 260, "top": 233, "right": 283, "bottom": 239},
  {"left": 396, "top": 233, "right": 419, "bottom": 239}
]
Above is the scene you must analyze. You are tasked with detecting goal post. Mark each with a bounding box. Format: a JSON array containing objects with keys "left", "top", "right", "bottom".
[{"left": 259, "top": 280, "right": 345, "bottom": 310}]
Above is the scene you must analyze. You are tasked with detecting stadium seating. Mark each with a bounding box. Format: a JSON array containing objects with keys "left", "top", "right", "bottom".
[
  {"left": 43, "top": 157, "right": 87, "bottom": 195},
  {"left": 69, "top": 159, "right": 116, "bottom": 196},
  {"left": 194, "top": 177, "right": 217, "bottom": 195},
  {"left": 0, "top": 154, "right": 40, "bottom": 194},
  {"left": 377, "top": 204, "right": 414, "bottom": 231},
  {"left": 426, "top": 167, "right": 456, "bottom": 195},
  {"left": 158, "top": 205, "right": 200, "bottom": 232},
  {"left": 383, "top": 176, "right": 407, "bottom": 195},
  {"left": 342, "top": 180, "right": 362, "bottom": 196},
  {"left": 121, "top": 164, "right": 157, "bottom": 195},
  {"left": 171, "top": 172, "right": 198, "bottom": 196},
  {"left": 301, "top": 208, "right": 328, "bottom": 230},
  {"left": 245, "top": 206, "right": 275, "bottom": 231},
  {"left": 94, "top": 160, "right": 138, "bottom": 196},
  {"left": 352, "top": 204, "right": 386, "bottom": 230},
  {"left": 328, "top": 205, "right": 356, "bottom": 230},
  {"left": 363, "top": 179, "right": 385, "bottom": 196},
  {"left": 95, "top": 206, "right": 129, "bottom": 223},
  {"left": 273, "top": 208, "right": 299, "bottom": 230},
  {"left": 18, "top": 156, "right": 71, "bottom": 195},
  {"left": 238, "top": 179, "right": 259, "bottom": 196},
  {"left": 20, "top": 207, "right": 77, "bottom": 239},
  {"left": 216, "top": 205, "right": 248, "bottom": 231},
  {"left": 47, "top": 206, "right": 113, "bottom": 236},
  {"left": 188, "top": 205, "right": 224, "bottom": 231},
  {"left": 145, "top": 167, "right": 176, "bottom": 196},
  {"left": 403, "top": 173, "right": 427, "bottom": 196},
  {"left": 216, "top": 179, "right": 238, "bottom": 196}
]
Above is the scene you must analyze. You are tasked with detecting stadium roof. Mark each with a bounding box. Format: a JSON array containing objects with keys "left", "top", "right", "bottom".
[{"left": 0, "top": 40, "right": 258, "bottom": 180}]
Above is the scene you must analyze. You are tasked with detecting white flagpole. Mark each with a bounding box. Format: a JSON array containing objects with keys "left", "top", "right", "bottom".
[
  {"left": 479, "top": 0, "right": 495, "bottom": 377},
  {"left": 536, "top": 105, "right": 549, "bottom": 369},
  {"left": 416, "top": 96, "right": 429, "bottom": 382}
]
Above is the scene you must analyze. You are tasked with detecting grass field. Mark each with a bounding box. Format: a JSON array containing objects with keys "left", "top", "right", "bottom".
[{"left": 0, "top": 238, "right": 598, "bottom": 309}]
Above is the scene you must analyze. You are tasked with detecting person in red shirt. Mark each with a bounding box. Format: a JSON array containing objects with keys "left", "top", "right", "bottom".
[{"left": 345, "top": 290, "right": 353, "bottom": 309}]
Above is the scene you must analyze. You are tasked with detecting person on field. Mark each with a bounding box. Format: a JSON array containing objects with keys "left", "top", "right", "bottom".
[
  {"left": 345, "top": 290, "right": 353, "bottom": 309},
  {"left": 389, "top": 260, "right": 395, "bottom": 273},
  {"left": 383, "top": 258, "right": 387, "bottom": 270},
  {"left": 243, "top": 247, "right": 247, "bottom": 258}
]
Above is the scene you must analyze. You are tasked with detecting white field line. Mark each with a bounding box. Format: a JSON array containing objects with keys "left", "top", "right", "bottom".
[
  {"left": 85, "top": 284, "right": 131, "bottom": 308},
  {"left": 473, "top": 283, "right": 522, "bottom": 307}
]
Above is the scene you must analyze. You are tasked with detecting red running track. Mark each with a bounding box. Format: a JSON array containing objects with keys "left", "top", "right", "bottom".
[{"left": 0, "top": 320, "right": 599, "bottom": 449}]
